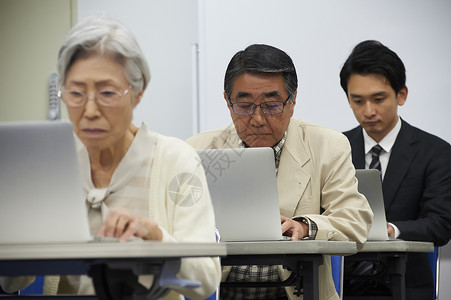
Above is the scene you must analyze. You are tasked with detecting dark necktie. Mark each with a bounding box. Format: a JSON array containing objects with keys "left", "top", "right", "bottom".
[
  {"left": 369, "top": 145, "right": 382, "bottom": 172},
  {"left": 345, "top": 144, "right": 385, "bottom": 293}
]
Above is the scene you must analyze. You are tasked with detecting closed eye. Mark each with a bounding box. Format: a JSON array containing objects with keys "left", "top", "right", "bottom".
[
  {"left": 235, "top": 102, "right": 253, "bottom": 109},
  {"left": 69, "top": 90, "right": 85, "bottom": 98},
  {"left": 99, "top": 90, "right": 118, "bottom": 98},
  {"left": 262, "top": 102, "right": 281, "bottom": 109}
]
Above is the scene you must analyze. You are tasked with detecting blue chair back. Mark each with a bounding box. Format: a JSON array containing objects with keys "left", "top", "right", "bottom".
[
  {"left": 428, "top": 246, "right": 438, "bottom": 300},
  {"left": 19, "top": 276, "right": 44, "bottom": 295},
  {"left": 330, "top": 255, "right": 341, "bottom": 294}
]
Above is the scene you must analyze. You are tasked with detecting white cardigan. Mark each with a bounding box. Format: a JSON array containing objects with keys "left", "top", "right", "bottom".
[{"left": 1, "top": 123, "right": 221, "bottom": 300}]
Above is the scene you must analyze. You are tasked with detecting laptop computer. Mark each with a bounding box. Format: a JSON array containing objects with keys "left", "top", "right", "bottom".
[
  {"left": 197, "top": 147, "right": 289, "bottom": 242},
  {"left": 0, "top": 121, "right": 92, "bottom": 244},
  {"left": 355, "top": 169, "right": 390, "bottom": 241}
]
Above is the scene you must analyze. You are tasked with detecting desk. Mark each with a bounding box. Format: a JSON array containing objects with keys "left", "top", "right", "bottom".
[
  {"left": 344, "top": 240, "right": 434, "bottom": 300},
  {"left": 221, "top": 240, "right": 357, "bottom": 300},
  {"left": 0, "top": 241, "right": 226, "bottom": 299}
]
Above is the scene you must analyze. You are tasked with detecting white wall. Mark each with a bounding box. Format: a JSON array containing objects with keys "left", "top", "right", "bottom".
[
  {"left": 78, "top": 0, "right": 198, "bottom": 139},
  {"left": 76, "top": 0, "right": 451, "bottom": 143},
  {"left": 198, "top": 0, "right": 451, "bottom": 144}
]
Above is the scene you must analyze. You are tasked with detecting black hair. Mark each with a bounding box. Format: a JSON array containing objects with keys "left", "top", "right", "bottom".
[
  {"left": 340, "top": 40, "right": 406, "bottom": 95},
  {"left": 224, "top": 44, "right": 298, "bottom": 103}
]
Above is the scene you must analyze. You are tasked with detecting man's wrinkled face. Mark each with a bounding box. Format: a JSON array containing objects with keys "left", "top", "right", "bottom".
[{"left": 225, "top": 73, "right": 296, "bottom": 148}]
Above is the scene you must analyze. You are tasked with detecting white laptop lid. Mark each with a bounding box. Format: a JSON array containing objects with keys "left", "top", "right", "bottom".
[
  {"left": 197, "top": 147, "right": 287, "bottom": 242},
  {"left": 0, "top": 121, "right": 91, "bottom": 244},
  {"left": 355, "top": 169, "right": 390, "bottom": 241}
]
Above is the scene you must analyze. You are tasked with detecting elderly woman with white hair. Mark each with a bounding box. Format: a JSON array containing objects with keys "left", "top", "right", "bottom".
[{"left": 0, "top": 15, "right": 220, "bottom": 300}]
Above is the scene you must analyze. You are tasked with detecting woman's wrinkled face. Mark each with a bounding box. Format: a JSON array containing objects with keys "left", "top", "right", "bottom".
[{"left": 63, "top": 54, "right": 141, "bottom": 152}]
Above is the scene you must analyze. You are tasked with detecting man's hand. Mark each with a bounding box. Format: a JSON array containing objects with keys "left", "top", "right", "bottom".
[
  {"left": 387, "top": 222, "right": 395, "bottom": 238},
  {"left": 281, "top": 215, "right": 308, "bottom": 241},
  {"left": 97, "top": 208, "right": 163, "bottom": 242}
]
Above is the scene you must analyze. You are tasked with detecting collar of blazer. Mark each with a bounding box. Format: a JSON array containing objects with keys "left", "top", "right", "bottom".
[
  {"left": 277, "top": 120, "right": 311, "bottom": 217},
  {"left": 382, "top": 119, "right": 418, "bottom": 209}
]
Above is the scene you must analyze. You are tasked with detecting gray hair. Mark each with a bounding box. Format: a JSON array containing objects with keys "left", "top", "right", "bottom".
[{"left": 57, "top": 15, "right": 150, "bottom": 93}]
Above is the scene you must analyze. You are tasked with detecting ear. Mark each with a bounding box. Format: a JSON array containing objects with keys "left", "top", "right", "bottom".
[
  {"left": 224, "top": 92, "right": 233, "bottom": 110},
  {"left": 223, "top": 92, "right": 229, "bottom": 105},
  {"left": 224, "top": 92, "right": 236, "bottom": 117},
  {"left": 288, "top": 90, "right": 297, "bottom": 117},
  {"left": 131, "top": 89, "right": 144, "bottom": 108},
  {"left": 292, "top": 90, "right": 297, "bottom": 105},
  {"left": 346, "top": 93, "right": 351, "bottom": 105},
  {"left": 397, "top": 86, "right": 408, "bottom": 106}
]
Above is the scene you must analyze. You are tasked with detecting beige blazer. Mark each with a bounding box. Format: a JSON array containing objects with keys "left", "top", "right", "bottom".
[{"left": 187, "top": 119, "right": 373, "bottom": 300}]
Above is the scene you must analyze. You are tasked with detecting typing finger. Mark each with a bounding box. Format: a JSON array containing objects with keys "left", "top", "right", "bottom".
[
  {"left": 114, "top": 213, "right": 132, "bottom": 238},
  {"left": 98, "top": 210, "right": 121, "bottom": 237},
  {"left": 118, "top": 217, "right": 143, "bottom": 242},
  {"left": 280, "top": 218, "right": 293, "bottom": 234}
]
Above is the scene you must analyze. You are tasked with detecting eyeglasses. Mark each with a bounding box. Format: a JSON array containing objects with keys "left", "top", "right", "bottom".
[
  {"left": 227, "top": 96, "right": 291, "bottom": 115},
  {"left": 58, "top": 86, "right": 130, "bottom": 107}
]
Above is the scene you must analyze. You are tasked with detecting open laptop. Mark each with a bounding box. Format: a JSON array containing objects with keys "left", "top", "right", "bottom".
[
  {"left": 0, "top": 121, "right": 92, "bottom": 244},
  {"left": 355, "top": 169, "right": 390, "bottom": 241},
  {"left": 197, "top": 147, "right": 290, "bottom": 242}
]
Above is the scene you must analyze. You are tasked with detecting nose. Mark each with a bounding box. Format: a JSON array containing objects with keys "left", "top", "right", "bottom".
[
  {"left": 363, "top": 102, "right": 376, "bottom": 118},
  {"left": 249, "top": 106, "right": 266, "bottom": 126},
  {"left": 83, "top": 95, "right": 101, "bottom": 119}
]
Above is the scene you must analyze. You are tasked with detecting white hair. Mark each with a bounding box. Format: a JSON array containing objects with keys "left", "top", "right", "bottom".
[{"left": 57, "top": 14, "right": 150, "bottom": 93}]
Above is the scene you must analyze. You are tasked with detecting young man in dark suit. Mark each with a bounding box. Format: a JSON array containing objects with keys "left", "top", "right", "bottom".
[{"left": 340, "top": 40, "right": 451, "bottom": 299}]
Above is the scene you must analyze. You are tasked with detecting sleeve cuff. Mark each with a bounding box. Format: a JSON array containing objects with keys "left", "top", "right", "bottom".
[
  {"left": 292, "top": 216, "right": 318, "bottom": 240},
  {"left": 388, "top": 222, "right": 401, "bottom": 239}
]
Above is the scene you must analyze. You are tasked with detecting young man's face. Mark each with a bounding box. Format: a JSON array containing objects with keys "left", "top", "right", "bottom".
[{"left": 347, "top": 73, "right": 407, "bottom": 142}]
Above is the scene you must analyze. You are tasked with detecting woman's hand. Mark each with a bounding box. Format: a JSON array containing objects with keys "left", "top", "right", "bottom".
[{"left": 97, "top": 208, "right": 162, "bottom": 242}]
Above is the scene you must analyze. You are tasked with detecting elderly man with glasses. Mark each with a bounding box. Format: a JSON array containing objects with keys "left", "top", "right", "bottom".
[{"left": 187, "top": 44, "right": 373, "bottom": 300}]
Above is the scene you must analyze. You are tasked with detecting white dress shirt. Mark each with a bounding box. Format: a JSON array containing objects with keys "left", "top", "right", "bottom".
[{"left": 362, "top": 116, "right": 402, "bottom": 238}]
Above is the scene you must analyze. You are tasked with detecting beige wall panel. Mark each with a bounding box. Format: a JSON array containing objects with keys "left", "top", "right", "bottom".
[{"left": 0, "top": 0, "right": 75, "bottom": 122}]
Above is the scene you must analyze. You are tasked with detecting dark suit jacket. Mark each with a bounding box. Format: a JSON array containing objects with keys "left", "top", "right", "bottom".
[{"left": 344, "top": 119, "right": 451, "bottom": 296}]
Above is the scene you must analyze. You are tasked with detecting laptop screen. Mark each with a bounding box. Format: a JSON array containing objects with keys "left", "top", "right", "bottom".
[
  {"left": 355, "top": 169, "right": 389, "bottom": 241},
  {"left": 197, "top": 147, "right": 286, "bottom": 241},
  {"left": 0, "top": 121, "right": 91, "bottom": 244}
]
